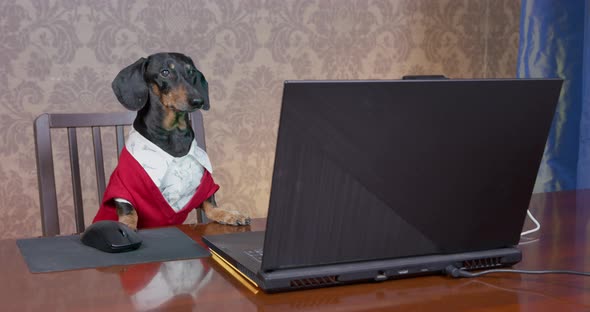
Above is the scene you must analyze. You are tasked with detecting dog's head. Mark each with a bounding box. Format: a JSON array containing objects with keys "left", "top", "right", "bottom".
[{"left": 112, "top": 52, "right": 209, "bottom": 112}]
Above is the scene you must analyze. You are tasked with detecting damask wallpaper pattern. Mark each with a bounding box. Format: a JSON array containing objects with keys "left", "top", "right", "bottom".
[{"left": 0, "top": 0, "right": 520, "bottom": 238}]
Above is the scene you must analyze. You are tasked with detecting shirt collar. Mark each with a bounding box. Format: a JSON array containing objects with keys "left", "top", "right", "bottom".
[{"left": 126, "top": 127, "right": 213, "bottom": 173}]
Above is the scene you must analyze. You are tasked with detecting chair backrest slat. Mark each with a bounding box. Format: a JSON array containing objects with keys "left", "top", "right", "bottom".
[
  {"left": 191, "top": 111, "right": 206, "bottom": 150},
  {"left": 92, "top": 127, "right": 106, "bottom": 204},
  {"left": 116, "top": 125, "right": 125, "bottom": 158},
  {"left": 34, "top": 114, "right": 60, "bottom": 236},
  {"left": 34, "top": 111, "right": 206, "bottom": 236},
  {"left": 67, "top": 128, "right": 85, "bottom": 233},
  {"left": 190, "top": 112, "right": 208, "bottom": 223}
]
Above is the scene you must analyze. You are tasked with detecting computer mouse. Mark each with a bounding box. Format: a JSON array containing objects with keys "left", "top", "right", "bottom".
[{"left": 80, "top": 220, "right": 142, "bottom": 253}]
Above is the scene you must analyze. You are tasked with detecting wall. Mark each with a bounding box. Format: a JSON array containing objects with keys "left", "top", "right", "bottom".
[{"left": 0, "top": 0, "right": 520, "bottom": 238}]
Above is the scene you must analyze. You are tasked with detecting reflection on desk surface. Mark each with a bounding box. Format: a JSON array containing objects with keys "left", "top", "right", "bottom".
[{"left": 119, "top": 259, "right": 212, "bottom": 311}]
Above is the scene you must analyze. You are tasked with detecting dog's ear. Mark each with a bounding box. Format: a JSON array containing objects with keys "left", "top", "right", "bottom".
[
  {"left": 196, "top": 69, "right": 210, "bottom": 110},
  {"left": 112, "top": 57, "right": 148, "bottom": 111}
]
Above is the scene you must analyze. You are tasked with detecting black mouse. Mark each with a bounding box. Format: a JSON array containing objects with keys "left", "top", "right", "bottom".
[{"left": 80, "top": 220, "right": 142, "bottom": 253}]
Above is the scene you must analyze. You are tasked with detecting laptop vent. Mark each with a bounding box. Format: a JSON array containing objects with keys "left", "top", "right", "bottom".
[
  {"left": 461, "top": 257, "right": 503, "bottom": 270},
  {"left": 290, "top": 275, "right": 339, "bottom": 289}
]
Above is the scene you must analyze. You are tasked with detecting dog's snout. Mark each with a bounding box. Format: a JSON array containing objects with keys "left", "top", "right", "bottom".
[{"left": 190, "top": 98, "right": 204, "bottom": 108}]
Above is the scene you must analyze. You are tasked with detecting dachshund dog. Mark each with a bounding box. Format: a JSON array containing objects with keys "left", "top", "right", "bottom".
[{"left": 92, "top": 52, "right": 250, "bottom": 229}]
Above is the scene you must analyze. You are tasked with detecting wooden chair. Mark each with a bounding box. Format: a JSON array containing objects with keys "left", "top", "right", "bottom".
[{"left": 34, "top": 111, "right": 208, "bottom": 236}]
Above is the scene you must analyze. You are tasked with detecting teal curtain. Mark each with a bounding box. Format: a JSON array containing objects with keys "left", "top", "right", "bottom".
[{"left": 517, "top": 0, "right": 589, "bottom": 192}]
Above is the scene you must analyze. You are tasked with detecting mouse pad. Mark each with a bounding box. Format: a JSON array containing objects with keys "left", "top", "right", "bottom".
[{"left": 16, "top": 227, "right": 210, "bottom": 273}]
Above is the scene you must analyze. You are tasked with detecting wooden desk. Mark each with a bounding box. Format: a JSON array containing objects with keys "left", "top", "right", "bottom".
[{"left": 1, "top": 190, "right": 588, "bottom": 311}]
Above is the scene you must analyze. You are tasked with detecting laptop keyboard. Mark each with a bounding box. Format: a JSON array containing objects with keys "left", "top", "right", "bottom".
[{"left": 244, "top": 248, "right": 264, "bottom": 262}]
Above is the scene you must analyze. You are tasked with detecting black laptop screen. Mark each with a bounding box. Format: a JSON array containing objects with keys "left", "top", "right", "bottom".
[{"left": 262, "top": 79, "right": 562, "bottom": 271}]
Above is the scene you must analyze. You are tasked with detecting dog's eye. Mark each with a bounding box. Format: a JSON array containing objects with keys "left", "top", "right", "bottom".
[
  {"left": 187, "top": 69, "right": 196, "bottom": 76},
  {"left": 160, "top": 69, "right": 170, "bottom": 77}
]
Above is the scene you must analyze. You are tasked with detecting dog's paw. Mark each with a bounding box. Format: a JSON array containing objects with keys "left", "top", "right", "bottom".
[
  {"left": 118, "top": 216, "right": 138, "bottom": 231},
  {"left": 207, "top": 208, "right": 251, "bottom": 226}
]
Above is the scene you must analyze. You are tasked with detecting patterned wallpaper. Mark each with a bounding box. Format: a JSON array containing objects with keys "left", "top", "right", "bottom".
[{"left": 0, "top": 0, "right": 520, "bottom": 238}]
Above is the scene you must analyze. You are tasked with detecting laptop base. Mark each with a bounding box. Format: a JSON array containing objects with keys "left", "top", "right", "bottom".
[{"left": 204, "top": 232, "right": 522, "bottom": 293}]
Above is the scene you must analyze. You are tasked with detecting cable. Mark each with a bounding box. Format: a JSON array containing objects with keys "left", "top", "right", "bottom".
[
  {"left": 517, "top": 238, "right": 539, "bottom": 246},
  {"left": 520, "top": 209, "right": 541, "bottom": 236},
  {"left": 445, "top": 265, "right": 590, "bottom": 278}
]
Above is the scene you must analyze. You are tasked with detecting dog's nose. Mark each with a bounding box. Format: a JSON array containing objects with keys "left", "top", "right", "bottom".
[{"left": 190, "top": 98, "right": 204, "bottom": 108}]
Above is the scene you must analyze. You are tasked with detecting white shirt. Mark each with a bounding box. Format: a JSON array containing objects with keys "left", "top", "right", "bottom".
[{"left": 117, "top": 127, "right": 213, "bottom": 212}]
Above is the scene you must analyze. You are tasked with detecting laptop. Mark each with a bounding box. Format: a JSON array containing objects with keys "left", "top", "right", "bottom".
[{"left": 203, "top": 78, "right": 563, "bottom": 293}]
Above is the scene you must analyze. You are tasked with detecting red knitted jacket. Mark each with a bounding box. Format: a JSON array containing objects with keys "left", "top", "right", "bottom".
[{"left": 93, "top": 147, "right": 219, "bottom": 229}]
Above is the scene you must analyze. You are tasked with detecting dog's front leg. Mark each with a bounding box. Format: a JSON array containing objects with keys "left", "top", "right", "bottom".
[
  {"left": 114, "top": 199, "right": 138, "bottom": 230},
  {"left": 201, "top": 195, "right": 250, "bottom": 226}
]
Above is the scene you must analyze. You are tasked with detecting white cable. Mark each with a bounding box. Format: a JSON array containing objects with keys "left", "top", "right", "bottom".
[{"left": 520, "top": 209, "right": 541, "bottom": 236}]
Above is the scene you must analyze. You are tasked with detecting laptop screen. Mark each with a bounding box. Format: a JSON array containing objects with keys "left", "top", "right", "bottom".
[{"left": 262, "top": 79, "right": 562, "bottom": 271}]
